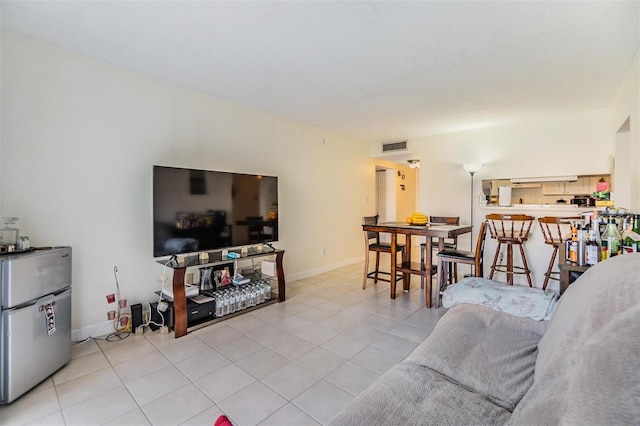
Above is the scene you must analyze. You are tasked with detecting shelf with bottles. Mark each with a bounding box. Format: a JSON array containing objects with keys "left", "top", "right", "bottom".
[{"left": 559, "top": 213, "right": 639, "bottom": 293}]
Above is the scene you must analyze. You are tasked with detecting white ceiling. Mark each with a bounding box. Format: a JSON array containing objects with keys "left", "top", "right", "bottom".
[{"left": 1, "top": 1, "right": 639, "bottom": 144}]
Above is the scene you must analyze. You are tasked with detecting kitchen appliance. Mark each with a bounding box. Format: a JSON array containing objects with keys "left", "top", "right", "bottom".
[
  {"left": 498, "top": 186, "right": 512, "bottom": 206},
  {"left": 1, "top": 247, "right": 72, "bottom": 404},
  {"left": 571, "top": 196, "right": 595, "bottom": 207}
]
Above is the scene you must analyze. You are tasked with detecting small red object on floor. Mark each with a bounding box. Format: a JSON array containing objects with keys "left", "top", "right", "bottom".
[{"left": 214, "top": 414, "right": 233, "bottom": 426}]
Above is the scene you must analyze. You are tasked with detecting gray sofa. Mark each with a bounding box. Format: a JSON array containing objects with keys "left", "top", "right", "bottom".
[{"left": 331, "top": 254, "right": 640, "bottom": 425}]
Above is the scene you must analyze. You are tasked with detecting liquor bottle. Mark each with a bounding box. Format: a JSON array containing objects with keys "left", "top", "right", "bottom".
[
  {"left": 568, "top": 223, "right": 578, "bottom": 263},
  {"left": 585, "top": 230, "right": 599, "bottom": 266},
  {"left": 601, "top": 216, "right": 622, "bottom": 259},
  {"left": 592, "top": 218, "right": 602, "bottom": 261},
  {"left": 622, "top": 214, "right": 640, "bottom": 254},
  {"left": 576, "top": 224, "right": 586, "bottom": 266}
]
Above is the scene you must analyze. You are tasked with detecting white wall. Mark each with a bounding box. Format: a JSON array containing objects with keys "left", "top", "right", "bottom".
[
  {"left": 612, "top": 52, "right": 640, "bottom": 211},
  {"left": 413, "top": 108, "right": 616, "bottom": 288},
  {"left": 415, "top": 108, "right": 614, "bottom": 226},
  {"left": 0, "top": 33, "right": 375, "bottom": 335}
]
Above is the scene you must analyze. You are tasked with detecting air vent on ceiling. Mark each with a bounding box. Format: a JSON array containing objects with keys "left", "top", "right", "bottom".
[{"left": 381, "top": 141, "right": 407, "bottom": 152}]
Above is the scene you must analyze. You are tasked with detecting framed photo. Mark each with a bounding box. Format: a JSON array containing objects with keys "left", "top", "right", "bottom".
[{"left": 212, "top": 262, "right": 234, "bottom": 290}]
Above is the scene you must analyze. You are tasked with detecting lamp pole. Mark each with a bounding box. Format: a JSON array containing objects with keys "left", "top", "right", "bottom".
[
  {"left": 468, "top": 171, "right": 475, "bottom": 228},
  {"left": 462, "top": 164, "right": 482, "bottom": 244}
]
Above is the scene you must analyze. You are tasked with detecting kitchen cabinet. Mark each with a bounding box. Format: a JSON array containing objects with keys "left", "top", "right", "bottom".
[
  {"left": 489, "top": 179, "right": 512, "bottom": 196},
  {"left": 541, "top": 182, "right": 569, "bottom": 195},
  {"left": 511, "top": 183, "right": 542, "bottom": 189},
  {"left": 542, "top": 177, "right": 592, "bottom": 195},
  {"left": 567, "top": 178, "right": 593, "bottom": 195}
]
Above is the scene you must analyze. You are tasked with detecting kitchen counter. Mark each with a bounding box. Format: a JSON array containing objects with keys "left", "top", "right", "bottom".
[{"left": 483, "top": 204, "right": 591, "bottom": 212}]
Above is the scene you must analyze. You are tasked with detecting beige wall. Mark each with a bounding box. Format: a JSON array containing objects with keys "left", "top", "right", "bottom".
[
  {"left": 2, "top": 31, "right": 638, "bottom": 332},
  {"left": 611, "top": 52, "right": 640, "bottom": 211},
  {"left": 415, "top": 108, "right": 614, "bottom": 224},
  {"left": 413, "top": 108, "right": 616, "bottom": 289},
  {"left": 0, "top": 33, "right": 374, "bottom": 335}
]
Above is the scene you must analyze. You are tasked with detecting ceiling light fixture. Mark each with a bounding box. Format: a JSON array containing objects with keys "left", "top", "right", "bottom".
[{"left": 407, "top": 159, "right": 420, "bottom": 169}]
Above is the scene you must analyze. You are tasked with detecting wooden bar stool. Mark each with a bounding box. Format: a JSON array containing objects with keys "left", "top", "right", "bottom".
[
  {"left": 486, "top": 214, "right": 535, "bottom": 286},
  {"left": 362, "top": 215, "right": 405, "bottom": 289},
  {"left": 420, "top": 216, "right": 460, "bottom": 289},
  {"left": 538, "top": 216, "right": 582, "bottom": 290},
  {"left": 435, "top": 221, "right": 487, "bottom": 307}
]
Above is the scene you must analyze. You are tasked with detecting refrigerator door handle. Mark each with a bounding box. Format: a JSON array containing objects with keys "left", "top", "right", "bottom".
[
  {"left": 5, "top": 298, "right": 38, "bottom": 311},
  {"left": 38, "top": 301, "right": 55, "bottom": 311}
]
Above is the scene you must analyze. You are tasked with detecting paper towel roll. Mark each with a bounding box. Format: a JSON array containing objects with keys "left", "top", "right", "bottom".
[{"left": 499, "top": 187, "right": 512, "bottom": 206}]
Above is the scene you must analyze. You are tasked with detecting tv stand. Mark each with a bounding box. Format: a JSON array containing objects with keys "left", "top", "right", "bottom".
[{"left": 158, "top": 248, "right": 286, "bottom": 338}]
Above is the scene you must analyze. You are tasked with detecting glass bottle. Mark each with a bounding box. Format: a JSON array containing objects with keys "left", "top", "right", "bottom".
[
  {"left": 622, "top": 214, "right": 640, "bottom": 254},
  {"left": 591, "top": 218, "right": 602, "bottom": 261},
  {"left": 0, "top": 217, "right": 19, "bottom": 252},
  {"left": 585, "top": 230, "right": 599, "bottom": 266},
  {"left": 601, "top": 216, "right": 622, "bottom": 259},
  {"left": 568, "top": 223, "right": 578, "bottom": 263},
  {"left": 576, "top": 224, "right": 586, "bottom": 266}
]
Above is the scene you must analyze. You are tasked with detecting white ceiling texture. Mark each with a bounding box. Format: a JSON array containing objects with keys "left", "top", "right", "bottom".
[{"left": 1, "top": 1, "right": 639, "bottom": 147}]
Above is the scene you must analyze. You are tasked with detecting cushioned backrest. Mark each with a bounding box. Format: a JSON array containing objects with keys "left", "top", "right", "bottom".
[
  {"left": 535, "top": 254, "right": 640, "bottom": 379},
  {"left": 507, "top": 254, "right": 640, "bottom": 425}
]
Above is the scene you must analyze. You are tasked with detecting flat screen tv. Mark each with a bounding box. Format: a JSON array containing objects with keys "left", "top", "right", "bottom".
[{"left": 153, "top": 166, "right": 279, "bottom": 257}]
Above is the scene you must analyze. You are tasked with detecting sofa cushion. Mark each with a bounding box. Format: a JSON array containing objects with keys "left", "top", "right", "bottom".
[
  {"left": 329, "top": 362, "right": 512, "bottom": 426},
  {"left": 404, "top": 304, "right": 546, "bottom": 412},
  {"left": 507, "top": 254, "right": 640, "bottom": 425}
]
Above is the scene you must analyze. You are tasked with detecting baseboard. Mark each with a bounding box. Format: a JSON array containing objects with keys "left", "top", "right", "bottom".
[
  {"left": 286, "top": 256, "right": 362, "bottom": 282},
  {"left": 72, "top": 320, "right": 116, "bottom": 342},
  {"left": 73, "top": 257, "right": 363, "bottom": 339}
]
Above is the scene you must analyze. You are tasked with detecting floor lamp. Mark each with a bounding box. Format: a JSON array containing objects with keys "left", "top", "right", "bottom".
[{"left": 462, "top": 164, "right": 482, "bottom": 230}]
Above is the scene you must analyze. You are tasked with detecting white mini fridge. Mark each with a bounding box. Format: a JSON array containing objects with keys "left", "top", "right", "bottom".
[{"left": 0, "top": 247, "right": 72, "bottom": 404}]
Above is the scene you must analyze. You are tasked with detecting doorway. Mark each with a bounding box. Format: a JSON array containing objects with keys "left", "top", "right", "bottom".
[{"left": 375, "top": 166, "right": 419, "bottom": 243}]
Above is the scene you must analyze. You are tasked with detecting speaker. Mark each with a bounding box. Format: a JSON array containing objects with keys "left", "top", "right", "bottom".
[{"left": 131, "top": 303, "right": 143, "bottom": 330}]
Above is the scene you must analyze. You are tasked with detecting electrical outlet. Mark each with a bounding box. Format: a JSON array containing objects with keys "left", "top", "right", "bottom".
[
  {"left": 158, "top": 301, "right": 169, "bottom": 312},
  {"left": 135, "top": 326, "right": 144, "bottom": 336},
  {"left": 321, "top": 248, "right": 327, "bottom": 256},
  {"left": 160, "top": 326, "right": 169, "bottom": 335}
]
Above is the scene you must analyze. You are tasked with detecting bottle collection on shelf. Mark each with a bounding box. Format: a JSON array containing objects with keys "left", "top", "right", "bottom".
[
  {"left": 202, "top": 279, "right": 272, "bottom": 318},
  {"left": 567, "top": 212, "right": 640, "bottom": 267}
]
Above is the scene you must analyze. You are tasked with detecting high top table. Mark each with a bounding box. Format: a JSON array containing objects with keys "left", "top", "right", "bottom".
[{"left": 362, "top": 222, "right": 472, "bottom": 308}]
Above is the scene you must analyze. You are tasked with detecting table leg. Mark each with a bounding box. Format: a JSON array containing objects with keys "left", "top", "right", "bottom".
[
  {"left": 390, "top": 233, "right": 397, "bottom": 299},
  {"left": 560, "top": 268, "right": 570, "bottom": 294},
  {"left": 403, "top": 234, "right": 411, "bottom": 292},
  {"left": 425, "top": 237, "right": 433, "bottom": 308}
]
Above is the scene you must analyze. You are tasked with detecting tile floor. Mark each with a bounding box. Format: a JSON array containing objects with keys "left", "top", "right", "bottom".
[{"left": 0, "top": 262, "right": 447, "bottom": 426}]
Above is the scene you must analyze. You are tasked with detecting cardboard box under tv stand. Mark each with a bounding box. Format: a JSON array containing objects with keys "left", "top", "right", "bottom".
[{"left": 157, "top": 248, "right": 286, "bottom": 338}]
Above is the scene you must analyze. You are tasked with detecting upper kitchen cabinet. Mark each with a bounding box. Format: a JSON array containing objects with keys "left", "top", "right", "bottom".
[
  {"left": 541, "top": 176, "right": 607, "bottom": 195},
  {"left": 511, "top": 182, "right": 543, "bottom": 189}
]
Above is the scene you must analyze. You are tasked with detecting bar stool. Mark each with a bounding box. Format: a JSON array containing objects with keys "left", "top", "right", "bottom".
[
  {"left": 538, "top": 216, "right": 582, "bottom": 290},
  {"left": 486, "top": 214, "right": 535, "bottom": 286},
  {"left": 436, "top": 221, "right": 487, "bottom": 307},
  {"left": 420, "top": 216, "right": 460, "bottom": 289},
  {"left": 362, "top": 215, "right": 405, "bottom": 289}
]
